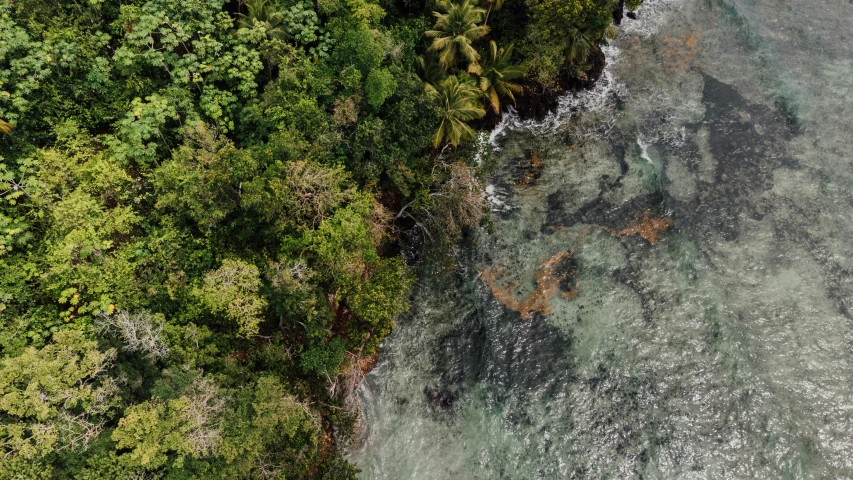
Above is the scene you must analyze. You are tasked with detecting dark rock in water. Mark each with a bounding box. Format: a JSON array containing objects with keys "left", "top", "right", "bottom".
[
  {"left": 552, "top": 254, "right": 578, "bottom": 293},
  {"left": 612, "top": 0, "right": 625, "bottom": 24},
  {"left": 506, "top": 149, "right": 544, "bottom": 186},
  {"left": 626, "top": 11, "right": 638, "bottom": 19},
  {"left": 433, "top": 306, "right": 575, "bottom": 402},
  {"left": 668, "top": 72, "right": 800, "bottom": 241},
  {"left": 423, "top": 386, "right": 458, "bottom": 411},
  {"left": 435, "top": 310, "right": 487, "bottom": 387},
  {"left": 542, "top": 191, "right": 666, "bottom": 234},
  {"left": 585, "top": 46, "right": 607, "bottom": 84}
]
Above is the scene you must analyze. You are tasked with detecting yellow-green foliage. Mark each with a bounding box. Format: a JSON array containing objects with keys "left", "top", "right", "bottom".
[
  {"left": 195, "top": 259, "right": 268, "bottom": 338},
  {"left": 0, "top": 331, "right": 117, "bottom": 460},
  {"left": 112, "top": 375, "right": 224, "bottom": 469}
]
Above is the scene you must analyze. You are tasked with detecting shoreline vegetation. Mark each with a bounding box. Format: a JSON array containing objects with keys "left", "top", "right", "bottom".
[{"left": 0, "top": 0, "right": 640, "bottom": 477}]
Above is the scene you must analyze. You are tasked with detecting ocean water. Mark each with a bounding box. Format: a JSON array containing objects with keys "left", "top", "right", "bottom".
[{"left": 351, "top": 0, "right": 853, "bottom": 477}]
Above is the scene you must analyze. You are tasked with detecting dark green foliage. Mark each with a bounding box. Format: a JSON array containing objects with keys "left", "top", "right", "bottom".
[
  {"left": 365, "top": 68, "right": 398, "bottom": 107},
  {"left": 521, "top": 0, "right": 615, "bottom": 84},
  {"left": 301, "top": 336, "right": 347, "bottom": 376}
]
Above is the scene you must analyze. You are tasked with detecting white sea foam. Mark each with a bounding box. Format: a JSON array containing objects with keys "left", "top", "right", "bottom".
[
  {"left": 485, "top": 183, "right": 512, "bottom": 212},
  {"left": 619, "top": 0, "right": 683, "bottom": 39},
  {"left": 637, "top": 134, "right": 654, "bottom": 164},
  {"left": 490, "top": 45, "right": 626, "bottom": 147}
]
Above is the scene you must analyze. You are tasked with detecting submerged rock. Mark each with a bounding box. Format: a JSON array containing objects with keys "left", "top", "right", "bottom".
[
  {"left": 423, "top": 386, "right": 458, "bottom": 411},
  {"left": 542, "top": 191, "right": 666, "bottom": 234}
]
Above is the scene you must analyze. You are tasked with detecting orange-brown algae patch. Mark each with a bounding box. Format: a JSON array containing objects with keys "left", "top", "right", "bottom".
[
  {"left": 576, "top": 225, "right": 594, "bottom": 245},
  {"left": 662, "top": 32, "right": 699, "bottom": 72},
  {"left": 516, "top": 150, "right": 544, "bottom": 186},
  {"left": 481, "top": 251, "right": 578, "bottom": 320},
  {"left": 607, "top": 211, "right": 674, "bottom": 245}
]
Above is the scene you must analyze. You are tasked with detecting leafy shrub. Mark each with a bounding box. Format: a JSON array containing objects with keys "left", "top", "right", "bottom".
[
  {"left": 365, "top": 68, "right": 397, "bottom": 107},
  {"left": 301, "top": 337, "right": 346, "bottom": 377}
]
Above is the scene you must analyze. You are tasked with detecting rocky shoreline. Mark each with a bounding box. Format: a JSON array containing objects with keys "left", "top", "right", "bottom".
[
  {"left": 513, "top": 47, "right": 607, "bottom": 121},
  {"left": 473, "top": 46, "right": 608, "bottom": 130},
  {"left": 349, "top": 44, "right": 612, "bottom": 450}
]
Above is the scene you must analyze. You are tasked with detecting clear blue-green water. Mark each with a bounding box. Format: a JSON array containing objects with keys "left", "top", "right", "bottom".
[{"left": 351, "top": 0, "right": 853, "bottom": 477}]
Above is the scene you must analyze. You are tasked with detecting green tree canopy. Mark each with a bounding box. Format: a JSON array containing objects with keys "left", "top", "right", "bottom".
[{"left": 0, "top": 331, "right": 118, "bottom": 462}]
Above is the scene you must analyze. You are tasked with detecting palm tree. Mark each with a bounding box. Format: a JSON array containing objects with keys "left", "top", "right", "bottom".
[
  {"left": 429, "top": 75, "right": 485, "bottom": 148},
  {"left": 478, "top": 41, "right": 525, "bottom": 113},
  {"left": 564, "top": 27, "right": 595, "bottom": 75},
  {"left": 0, "top": 120, "right": 12, "bottom": 135},
  {"left": 415, "top": 55, "right": 448, "bottom": 95},
  {"left": 237, "top": 0, "right": 290, "bottom": 41},
  {"left": 425, "top": 0, "right": 490, "bottom": 74}
]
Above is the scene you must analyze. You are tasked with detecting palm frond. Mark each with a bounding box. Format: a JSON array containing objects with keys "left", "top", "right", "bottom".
[
  {"left": 430, "top": 75, "right": 485, "bottom": 148},
  {"left": 425, "top": 0, "right": 489, "bottom": 71},
  {"left": 237, "top": 0, "right": 291, "bottom": 41},
  {"left": 478, "top": 41, "right": 526, "bottom": 113}
]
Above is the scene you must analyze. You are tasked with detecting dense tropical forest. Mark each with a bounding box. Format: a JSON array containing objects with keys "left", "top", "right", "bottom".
[{"left": 0, "top": 0, "right": 639, "bottom": 477}]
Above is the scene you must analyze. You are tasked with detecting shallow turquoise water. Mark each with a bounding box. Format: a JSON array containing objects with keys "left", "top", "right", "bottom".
[{"left": 351, "top": 1, "right": 853, "bottom": 477}]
